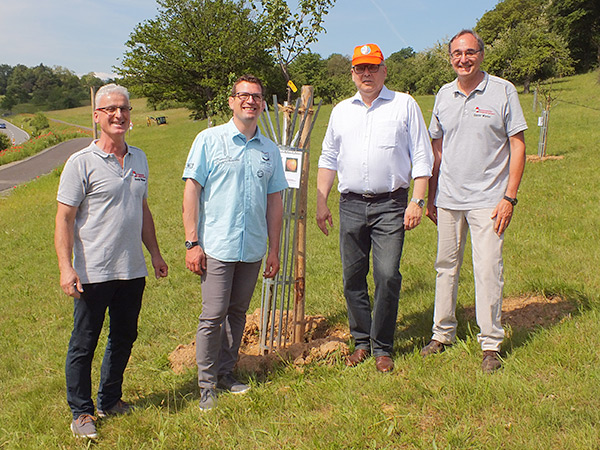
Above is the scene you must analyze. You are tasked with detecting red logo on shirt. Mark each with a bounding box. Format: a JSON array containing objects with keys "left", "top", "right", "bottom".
[
  {"left": 132, "top": 171, "right": 147, "bottom": 182},
  {"left": 474, "top": 106, "right": 495, "bottom": 117}
]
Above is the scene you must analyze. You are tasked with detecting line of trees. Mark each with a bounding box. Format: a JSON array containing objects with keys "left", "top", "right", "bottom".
[
  {"left": 2, "top": 0, "right": 597, "bottom": 117},
  {"left": 0, "top": 64, "right": 105, "bottom": 112}
]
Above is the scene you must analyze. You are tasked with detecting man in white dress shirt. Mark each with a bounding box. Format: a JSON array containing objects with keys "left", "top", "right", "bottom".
[{"left": 316, "top": 43, "right": 433, "bottom": 373}]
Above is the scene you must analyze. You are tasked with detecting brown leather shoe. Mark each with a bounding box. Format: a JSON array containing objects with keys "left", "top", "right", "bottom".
[
  {"left": 375, "top": 355, "right": 394, "bottom": 373},
  {"left": 420, "top": 339, "right": 446, "bottom": 357},
  {"left": 345, "top": 348, "right": 370, "bottom": 367},
  {"left": 482, "top": 351, "right": 502, "bottom": 373}
]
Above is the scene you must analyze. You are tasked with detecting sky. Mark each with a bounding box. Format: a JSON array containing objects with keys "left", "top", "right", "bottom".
[{"left": 1, "top": 0, "right": 499, "bottom": 79}]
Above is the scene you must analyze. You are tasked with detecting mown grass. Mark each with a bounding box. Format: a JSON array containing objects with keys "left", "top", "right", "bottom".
[{"left": 1, "top": 72, "right": 599, "bottom": 449}]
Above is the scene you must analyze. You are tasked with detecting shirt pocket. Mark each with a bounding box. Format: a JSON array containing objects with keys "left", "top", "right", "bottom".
[{"left": 376, "top": 121, "right": 400, "bottom": 149}]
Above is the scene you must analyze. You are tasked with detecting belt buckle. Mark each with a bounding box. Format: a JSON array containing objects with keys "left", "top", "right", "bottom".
[{"left": 361, "top": 192, "right": 377, "bottom": 199}]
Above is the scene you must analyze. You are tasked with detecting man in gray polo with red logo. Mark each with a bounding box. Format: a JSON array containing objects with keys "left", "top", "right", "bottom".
[
  {"left": 421, "top": 30, "right": 527, "bottom": 373},
  {"left": 55, "top": 84, "right": 168, "bottom": 439}
]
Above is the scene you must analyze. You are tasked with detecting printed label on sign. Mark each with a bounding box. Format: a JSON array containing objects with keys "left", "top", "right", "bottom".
[{"left": 279, "top": 146, "right": 303, "bottom": 189}]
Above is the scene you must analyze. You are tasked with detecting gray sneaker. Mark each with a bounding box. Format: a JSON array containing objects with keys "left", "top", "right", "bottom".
[
  {"left": 217, "top": 373, "right": 250, "bottom": 394},
  {"left": 70, "top": 414, "right": 98, "bottom": 439},
  {"left": 97, "top": 399, "right": 133, "bottom": 418},
  {"left": 482, "top": 351, "right": 502, "bottom": 373},
  {"left": 199, "top": 387, "right": 217, "bottom": 411},
  {"left": 420, "top": 339, "right": 447, "bottom": 357}
]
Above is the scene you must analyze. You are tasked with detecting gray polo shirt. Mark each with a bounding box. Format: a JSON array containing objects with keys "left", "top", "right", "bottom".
[
  {"left": 57, "top": 141, "right": 150, "bottom": 284},
  {"left": 429, "top": 73, "right": 527, "bottom": 209}
]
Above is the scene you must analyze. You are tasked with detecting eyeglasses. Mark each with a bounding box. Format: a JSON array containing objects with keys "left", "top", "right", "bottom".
[
  {"left": 232, "top": 92, "right": 263, "bottom": 102},
  {"left": 352, "top": 64, "right": 383, "bottom": 74},
  {"left": 450, "top": 49, "right": 482, "bottom": 60},
  {"left": 96, "top": 105, "right": 133, "bottom": 114}
]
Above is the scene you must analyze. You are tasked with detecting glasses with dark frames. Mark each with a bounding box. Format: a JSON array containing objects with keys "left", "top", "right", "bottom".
[
  {"left": 352, "top": 64, "right": 383, "bottom": 74},
  {"left": 232, "top": 92, "right": 263, "bottom": 102}
]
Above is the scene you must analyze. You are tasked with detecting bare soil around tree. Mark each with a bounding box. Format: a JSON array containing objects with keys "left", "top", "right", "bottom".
[{"left": 168, "top": 294, "right": 575, "bottom": 375}]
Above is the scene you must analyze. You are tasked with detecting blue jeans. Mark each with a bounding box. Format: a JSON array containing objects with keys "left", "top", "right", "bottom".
[
  {"left": 65, "top": 278, "right": 145, "bottom": 419},
  {"left": 339, "top": 192, "right": 407, "bottom": 356}
]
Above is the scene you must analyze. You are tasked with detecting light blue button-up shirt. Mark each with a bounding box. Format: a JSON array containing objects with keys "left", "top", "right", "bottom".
[{"left": 183, "top": 119, "right": 288, "bottom": 263}]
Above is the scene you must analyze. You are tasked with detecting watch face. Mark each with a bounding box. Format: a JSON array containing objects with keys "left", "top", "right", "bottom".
[{"left": 411, "top": 198, "right": 424, "bottom": 208}]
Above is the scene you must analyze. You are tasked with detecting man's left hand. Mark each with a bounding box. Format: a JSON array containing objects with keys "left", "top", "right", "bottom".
[
  {"left": 263, "top": 252, "right": 280, "bottom": 279},
  {"left": 404, "top": 202, "right": 423, "bottom": 230},
  {"left": 491, "top": 199, "right": 514, "bottom": 235}
]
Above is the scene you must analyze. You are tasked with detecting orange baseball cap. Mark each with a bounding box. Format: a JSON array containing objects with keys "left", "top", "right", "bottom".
[{"left": 352, "top": 44, "right": 384, "bottom": 65}]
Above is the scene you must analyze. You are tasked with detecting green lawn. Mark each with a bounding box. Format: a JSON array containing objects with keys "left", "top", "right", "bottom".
[{"left": 1, "top": 72, "right": 599, "bottom": 449}]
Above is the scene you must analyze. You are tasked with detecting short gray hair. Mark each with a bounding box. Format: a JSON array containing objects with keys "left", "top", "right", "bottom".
[
  {"left": 448, "top": 29, "right": 485, "bottom": 54},
  {"left": 95, "top": 83, "right": 130, "bottom": 105}
]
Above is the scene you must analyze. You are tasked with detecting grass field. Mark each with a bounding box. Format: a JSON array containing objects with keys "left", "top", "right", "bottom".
[{"left": 1, "top": 72, "right": 599, "bottom": 449}]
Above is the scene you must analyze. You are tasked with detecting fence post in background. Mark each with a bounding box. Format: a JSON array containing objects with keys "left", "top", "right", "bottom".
[{"left": 90, "top": 87, "right": 98, "bottom": 139}]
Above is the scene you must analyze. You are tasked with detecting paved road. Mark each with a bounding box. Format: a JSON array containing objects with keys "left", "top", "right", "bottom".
[
  {"left": 0, "top": 118, "right": 30, "bottom": 145},
  {"left": 0, "top": 137, "right": 92, "bottom": 193}
]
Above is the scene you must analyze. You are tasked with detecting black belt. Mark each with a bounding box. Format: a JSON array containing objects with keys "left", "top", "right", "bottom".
[{"left": 341, "top": 187, "right": 407, "bottom": 202}]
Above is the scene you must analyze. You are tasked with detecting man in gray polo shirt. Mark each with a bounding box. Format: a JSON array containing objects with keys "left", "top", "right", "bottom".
[
  {"left": 55, "top": 84, "right": 168, "bottom": 439},
  {"left": 421, "top": 30, "right": 527, "bottom": 373}
]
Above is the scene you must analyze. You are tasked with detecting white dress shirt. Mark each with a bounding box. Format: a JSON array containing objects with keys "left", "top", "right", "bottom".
[{"left": 319, "top": 86, "right": 433, "bottom": 194}]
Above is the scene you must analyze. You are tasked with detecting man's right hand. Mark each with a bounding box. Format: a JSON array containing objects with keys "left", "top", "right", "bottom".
[
  {"left": 426, "top": 200, "right": 438, "bottom": 225},
  {"left": 316, "top": 203, "right": 333, "bottom": 236},
  {"left": 186, "top": 245, "right": 207, "bottom": 275},
  {"left": 60, "top": 267, "right": 84, "bottom": 299}
]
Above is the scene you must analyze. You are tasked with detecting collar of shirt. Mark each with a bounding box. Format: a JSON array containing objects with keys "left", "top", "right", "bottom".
[
  {"left": 351, "top": 85, "right": 394, "bottom": 108},
  {"left": 452, "top": 72, "right": 489, "bottom": 98},
  {"left": 226, "top": 118, "right": 267, "bottom": 146}
]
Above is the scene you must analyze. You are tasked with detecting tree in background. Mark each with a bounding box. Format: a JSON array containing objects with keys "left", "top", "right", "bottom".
[
  {"left": 0, "top": 65, "right": 13, "bottom": 96},
  {"left": 0, "top": 64, "right": 92, "bottom": 112},
  {"left": 476, "top": 0, "right": 598, "bottom": 75},
  {"left": 386, "top": 44, "right": 455, "bottom": 95},
  {"left": 118, "top": 0, "right": 277, "bottom": 120},
  {"left": 547, "top": 0, "right": 600, "bottom": 72},
  {"left": 484, "top": 21, "right": 574, "bottom": 93},
  {"left": 253, "top": 0, "right": 335, "bottom": 102},
  {"left": 288, "top": 51, "right": 354, "bottom": 103},
  {"left": 29, "top": 113, "right": 50, "bottom": 137},
  {"left": 475, "top": 0, "right": 546, "bottom": 45},
  {"left": 0, "top": 133, "right": 11, "bottom": 152}
]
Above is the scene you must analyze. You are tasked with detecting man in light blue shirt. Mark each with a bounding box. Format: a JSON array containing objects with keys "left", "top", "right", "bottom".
[
  {"left": 317, "top": 44, "right": 433, "bottom": 373},
  {"left": 182, "top": 75, "right": 287, "bottom": 410}
]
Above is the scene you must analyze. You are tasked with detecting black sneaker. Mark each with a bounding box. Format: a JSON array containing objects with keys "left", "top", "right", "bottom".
[
  {"left": 217, "top": 373, "right": 250, "bottom": 394},
  {"left": 70, "top": 414, "right": 98, "bottom": 439},
  {"left": 97, "top": 399, "right": 133, "bottom": 418}
]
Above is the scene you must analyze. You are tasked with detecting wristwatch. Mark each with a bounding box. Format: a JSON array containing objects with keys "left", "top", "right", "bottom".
[
  {"left": 410, "top": 197, "right": 425, "bottom": 208},
  {"left": 503, "top": 195, "right": 518, "bottom": 206},
  {"left": 185, "top": 240, "right": 199, "bottom": 250}
]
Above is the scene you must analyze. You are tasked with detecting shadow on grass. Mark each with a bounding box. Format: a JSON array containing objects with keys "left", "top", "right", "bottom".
[{"left": 393, "top": 284, "right": 593, "bottom": 357}]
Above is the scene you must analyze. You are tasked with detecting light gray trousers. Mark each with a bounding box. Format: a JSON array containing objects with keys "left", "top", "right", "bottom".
[
  {"left": 431, "top": 208, "right": 505, "bottom": 351},
  {"left": 196, "top": 256, "right": 261, "bottom": 389}
]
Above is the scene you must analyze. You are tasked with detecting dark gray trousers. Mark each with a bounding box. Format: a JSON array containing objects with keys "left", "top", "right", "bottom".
[{"left": 196, "top": 256, "right": 261, "bottom": 389}]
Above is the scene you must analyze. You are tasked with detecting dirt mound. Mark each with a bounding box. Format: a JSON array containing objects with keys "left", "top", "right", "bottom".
[
  {"left": 526, "top": 154, "right": 564, "bottom": 162},
  {"left": 169, "top": 309, "right": 350, "bottom": 375},
  {"left": 169, "top": 295, "right": 575, "bottom": 375},
  {"left": 464, "top": 294, "right": 575, "bottom": 330}
]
